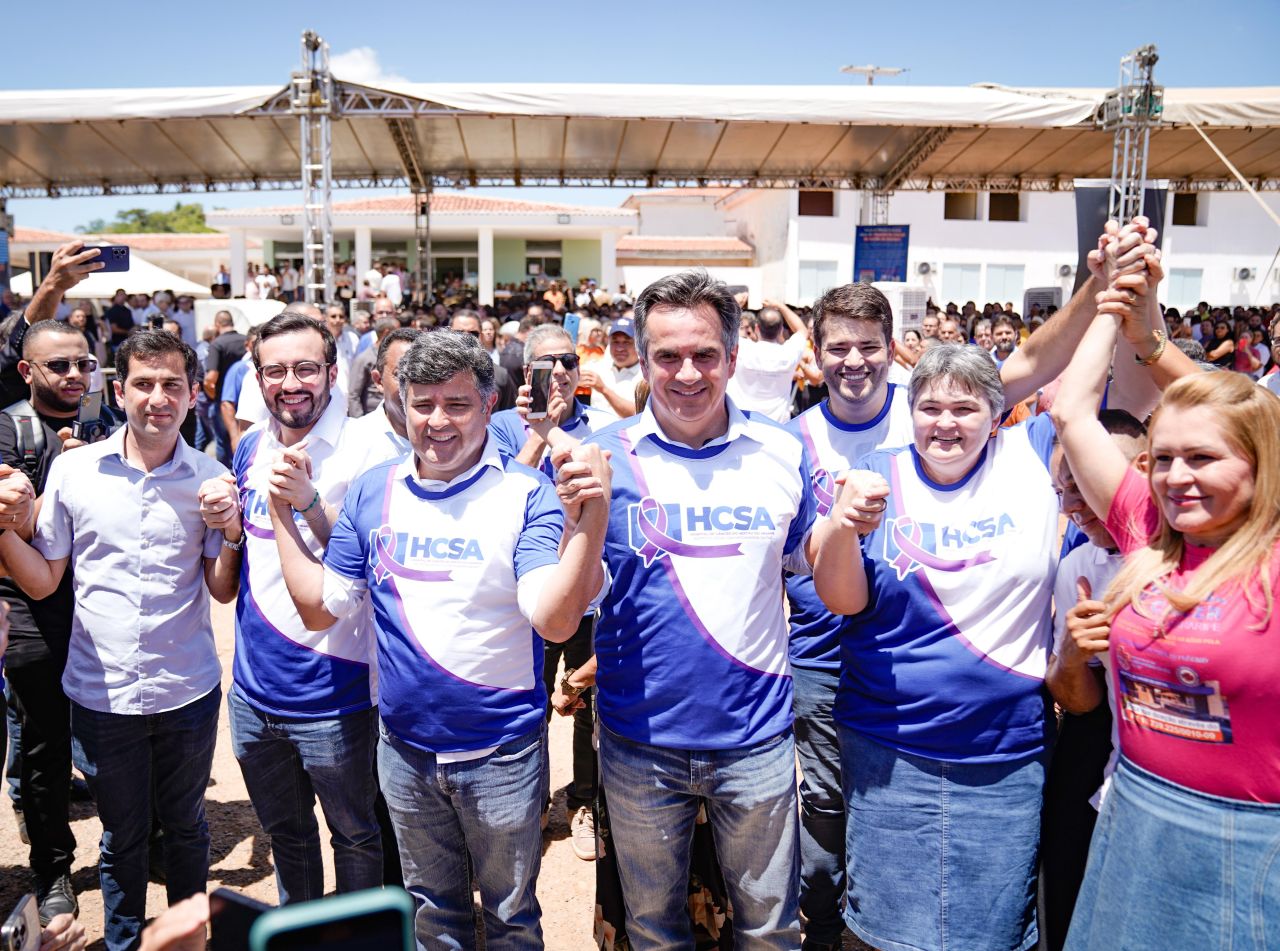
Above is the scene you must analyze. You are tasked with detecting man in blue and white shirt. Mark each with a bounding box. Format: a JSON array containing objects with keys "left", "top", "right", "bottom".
[
  {"left": 230, "top": 309, "right": 400, "bottom": 905},
  {"left": 583, "top": 270, "right": 860, "bottom": 949},
  {"left": 269, "top": 330, "right": 610, "bottom": 949}
]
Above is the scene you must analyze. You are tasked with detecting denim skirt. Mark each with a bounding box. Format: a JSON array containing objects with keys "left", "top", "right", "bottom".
[
  {"left": 838, "top": 725, "right": 1044, "bottom": 951},
  {"left": 1065, "top": 757, "right": 1280, "bottom": 951}
]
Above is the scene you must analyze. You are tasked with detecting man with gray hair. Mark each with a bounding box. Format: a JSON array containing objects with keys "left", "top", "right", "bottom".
[
  {"left": 580, "top": 269, "right": 864, "bottom": 948},
  {"left": 268, "top": 329, "right": 612, "bottom": 949}
]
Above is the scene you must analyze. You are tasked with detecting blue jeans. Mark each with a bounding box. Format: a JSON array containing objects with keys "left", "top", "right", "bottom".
[
  {"left": 1065, "top": 757, "right": 1280, "bottom": 951},
  {"left": 598, "top": 725, "right": 801, "bottom": 951},
  {"left": 71, "top": 687, "right": 220, "bottom": 951},
  {"left": 839, "top": 725, "right": 1044, "bottom": 951},
  {"left": 792, "top": 665, "right": 844, "bottom": 946},
  {"left": 377, "top": 723, "right": 545, "bottom": 951},
  {"left": 228, "top": 689, "right": 382, "bottom": 904}
]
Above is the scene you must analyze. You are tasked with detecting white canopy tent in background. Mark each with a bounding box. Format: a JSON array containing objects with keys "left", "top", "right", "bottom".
[
  {"left": 8, "top": 253, "right": 210, "bottom": 299},
  {"left": 0, "top": 82, "right": 1277, "bottom": 197}
]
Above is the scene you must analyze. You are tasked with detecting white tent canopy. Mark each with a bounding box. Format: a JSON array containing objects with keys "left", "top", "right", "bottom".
[
  {"left": 0, "top": 81, "right": 1277, "bottom": 197},
  {"left": 9, "top": 253, "right": 210, "bottom": 299}
]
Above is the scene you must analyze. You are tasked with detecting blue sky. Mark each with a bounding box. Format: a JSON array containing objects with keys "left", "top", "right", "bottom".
[{"left": 8, "top": 0, "right": 1277, "bottom": 233}]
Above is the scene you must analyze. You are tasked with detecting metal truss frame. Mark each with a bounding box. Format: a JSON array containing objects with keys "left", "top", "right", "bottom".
[
  {"left": 1096, "top": 44, "right": 1163, "bottom": 222},
  {"left": 291, "top": 31, "right": 335, "bottom": 303}
]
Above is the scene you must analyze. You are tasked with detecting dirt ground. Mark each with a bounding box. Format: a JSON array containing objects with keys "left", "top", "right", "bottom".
[{"left": 0, "top": 597, "right": 597, "bottom": 949}]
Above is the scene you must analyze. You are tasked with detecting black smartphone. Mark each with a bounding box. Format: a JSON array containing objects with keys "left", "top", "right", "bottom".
[
  {"left": 209, "top": 887, "right": 271, "bottom": 951},
  {"left": 1, "top": 895, "right": 40, "bottom": 951},
  {"left": 71, "top": 390, "right": 103, "bottom": 441},
  {"left": 527, "top": 359, "right": 553, "bottom": 421},
  {"left": 148, "top": 314, "right": 165, "bottom": 331},
  {"left": 92, "top": 245, "right": 131, "bottom": 273}
]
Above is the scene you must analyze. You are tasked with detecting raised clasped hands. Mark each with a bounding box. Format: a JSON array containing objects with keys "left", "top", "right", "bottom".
[
  {"left": 550, "top": 439, "right": 613, "bottom": 524},
  {"left": 0, "top": 464, "right": 35, "bottom": 530},
  {"left": 832, "top": 469, "right": 890, "bottom": 535},
  {"left": 267, "top": 441, "right": 316, "bottom": 512},
  {"left": 198, "top": 473, "right": 242, "bottom": 538}
]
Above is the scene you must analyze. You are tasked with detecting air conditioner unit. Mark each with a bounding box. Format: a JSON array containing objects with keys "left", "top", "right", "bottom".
[
  {"left": 1235, "top": 267, "right": 1255, "bottom": 281},
  {"left": 1024, "top": 287, "right": 1062, "bottom": 315},
  {"left": 916, "top": 261, "right": 938, "bottom": 276},
  {"left": 871, "top": 282, "right": 930, "bottom": 338},
  {"left": 1057, "top": 263, "right": 1076, "bottom": 278}
]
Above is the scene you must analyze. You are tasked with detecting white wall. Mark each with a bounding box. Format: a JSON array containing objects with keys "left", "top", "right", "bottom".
[
  {"left": 621, "top": 264, "right": 762, "bottom": 305},
  {"left": 634, "top": 197, "right": 731, "bottom": 236},
  {"left": 791, "top": 189, "right": 859, "bottom": 305}
]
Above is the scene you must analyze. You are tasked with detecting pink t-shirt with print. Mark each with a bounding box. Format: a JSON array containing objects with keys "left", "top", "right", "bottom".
[{"left": 1104, "top": 466, "right": 1280, "bottom": 803}]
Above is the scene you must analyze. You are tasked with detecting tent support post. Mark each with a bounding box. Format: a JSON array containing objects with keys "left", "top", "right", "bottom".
[{"left": 291, "top": 30, "right": 336, "bottom": 304}]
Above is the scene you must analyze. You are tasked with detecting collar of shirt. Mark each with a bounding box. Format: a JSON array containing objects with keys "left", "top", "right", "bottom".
[
  {"left": 629, "top": 395, "right": 757, "bottom": 453},
  {"left": 98, "top": 424, "right": 199, "bottom": 478},
  {"left": 263, "top": 386, "right": 346, "bottom": 453},
  {"left": 393, "top": 433, "right": 505, "bottom": 499}
]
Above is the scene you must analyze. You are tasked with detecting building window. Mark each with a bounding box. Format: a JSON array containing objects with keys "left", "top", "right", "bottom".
[
  {"left": 525, "top": 239, "right": 562, "bottom": 278},
  {"left": 941, "top": 263, "right": 981, "bottom": 306},
  {"left": 986, "top": 265, "right": 1026, "bottom": 308},
  {"left": 798, "top": 190, "right": 836, "bottom": 217},
  {"left": 1166, "top": 268, "right": 1204, "bottom": 309},
  {"left": 943, "top": 192, "right": 979, "bottom": 220},
  {"left": 799, "top": 260, "right": 840, "bottom": 302},
  {"left": 1172, "top": 193, "right": 1201, "bottom": 226},
  {"left": 988, "top": 193, "right": 1021, "bottom": 222}
]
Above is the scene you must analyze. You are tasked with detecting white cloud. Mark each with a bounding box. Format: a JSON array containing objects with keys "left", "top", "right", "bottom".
[{"left": 329, "top": 47, "right": 408, "bottom": 85}]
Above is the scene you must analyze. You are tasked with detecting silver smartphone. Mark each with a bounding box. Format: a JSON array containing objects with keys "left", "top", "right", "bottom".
[
  {"left": 1, "top": 895, "right": 39, "bottom": 951},
  {"left": 527, "top": 359, "right": 554, "bottom": 421}
]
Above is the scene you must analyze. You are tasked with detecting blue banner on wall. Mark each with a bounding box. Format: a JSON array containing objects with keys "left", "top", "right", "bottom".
[{"left": 853, "top": 225, "right": 910, "bottom": 283}]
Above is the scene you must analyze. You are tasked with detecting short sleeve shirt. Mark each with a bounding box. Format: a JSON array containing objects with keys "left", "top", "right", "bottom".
[{"left": 1103, "top": 466, "right": 1280, "bottom": 802}]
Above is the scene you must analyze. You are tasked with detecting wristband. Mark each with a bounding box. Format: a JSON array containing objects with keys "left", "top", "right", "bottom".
[
  {"left": 222, "top": 534, "right": 244, "bottom": 552},
  {"left": 560, "top": 667, "right": 585, "bottom": 699},
  {"left": 295, "top": 488, "right": 321, "bottom": 515}
]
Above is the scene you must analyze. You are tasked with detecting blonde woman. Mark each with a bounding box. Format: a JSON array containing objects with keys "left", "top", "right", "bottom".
[{"left": 1052, "top": 236, "right": 1280, "bottom": 949}]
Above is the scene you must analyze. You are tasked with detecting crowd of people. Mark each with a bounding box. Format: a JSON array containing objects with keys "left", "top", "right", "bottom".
[{"left": 0, "top": 222, "right": 1277, "bottom": 951}]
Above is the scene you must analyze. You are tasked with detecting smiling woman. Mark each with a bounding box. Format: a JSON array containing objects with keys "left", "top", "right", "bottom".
[
  {"left": 831, "top": 341, "right": 1061, "bottom": 951},
  {"left": 1050, "top": 271, "right": 1280, "bottom": 949}
]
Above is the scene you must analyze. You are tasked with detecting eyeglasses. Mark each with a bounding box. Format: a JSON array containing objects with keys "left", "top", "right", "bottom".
[
  {"left": 533, "top": 353, "right": 580, "bottom": 370},
  {"left": 258, "top": 361, "right": 329, "bottom": 383},
  {"left": 32, "top": 358, "right": 98, "bottom": 375}
]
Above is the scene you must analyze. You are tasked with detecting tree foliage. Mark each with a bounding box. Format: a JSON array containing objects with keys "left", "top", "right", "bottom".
[{"left": 78, "top": 202, "right": 215, "bottom": 234}]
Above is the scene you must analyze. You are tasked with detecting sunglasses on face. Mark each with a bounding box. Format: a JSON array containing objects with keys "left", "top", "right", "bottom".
[
  {"left": 258, "top": 361, "right": 329, "bottom": 384},
  {"left": 532, "top": 352, "right": 580, "bottom": 370},
  {"left": 33, "top": 358, "right": 98, "bottom": 375}
]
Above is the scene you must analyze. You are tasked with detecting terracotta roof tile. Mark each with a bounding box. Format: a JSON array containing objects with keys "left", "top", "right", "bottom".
[
  {"left": 13, "top": 229, "right": 260, "bottom": 251},
  {"left": 616, "top": 235, "right": 753, "bottom": 254}
]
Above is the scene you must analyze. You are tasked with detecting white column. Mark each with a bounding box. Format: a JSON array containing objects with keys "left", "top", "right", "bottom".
[
  {"left": 599, "top": 230, "right": 618, "bottom": 292},
  {"left": 229, "top": 229, "right": 246, "bottom": 297},
  {"left": 355, "top": 227, "right": 372, "bottom": 290},
  {"left": 477, "top": 226, "right": 495, "bottom": 307}
]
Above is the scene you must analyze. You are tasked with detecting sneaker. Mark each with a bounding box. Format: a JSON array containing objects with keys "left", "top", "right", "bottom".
[
  {"left": 14, "top": 807, "right": 28, "bottom": 846},
  {"left": 36, "top": 874, "right": 78, "bottom": 926},
  {"left": 569, "top": 805, "right": 601, "bottom": 862}
]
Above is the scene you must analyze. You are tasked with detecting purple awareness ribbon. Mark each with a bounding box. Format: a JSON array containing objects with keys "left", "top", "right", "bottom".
[
  {"left": 812, "top": 468, "right": 836, "bottom": 517},
  {"left": 887, "top": 516, "right": 995, "bottom": 581},
  {"left": 634, "top": 496, "right": 743, "bottom": 568},
  {"left": 368, "top": 525, "right": 452, "bottom": 585}
]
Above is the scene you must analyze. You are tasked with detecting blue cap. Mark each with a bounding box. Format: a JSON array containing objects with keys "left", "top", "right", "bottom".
[{"left": 610, "top": 316, "right": 636, "bottom": 338}]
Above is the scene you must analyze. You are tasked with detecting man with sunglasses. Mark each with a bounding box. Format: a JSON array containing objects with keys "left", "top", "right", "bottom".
[
  {"left": 487, "top": 323, "right": 611, "bottom": 854},
  {"left": 0, "top": 320, "right": 120, "bottom": 925},
  {"left": 227, "top": 308, "right": 388, "bottom": 905},
  {"left": 487, "top": 324, "right": 611, "bottom": 479}
]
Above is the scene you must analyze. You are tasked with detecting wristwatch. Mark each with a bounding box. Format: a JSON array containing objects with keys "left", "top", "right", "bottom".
[
  {"left": 222, "top": 534, "right": 245, "bottom": 552},
  {"left": 560, "top": 668, "right": 585, "bottom": 699}
]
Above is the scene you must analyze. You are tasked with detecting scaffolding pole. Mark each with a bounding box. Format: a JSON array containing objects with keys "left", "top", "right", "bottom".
[
  {"left": 291, "top": 31, "right": 335, "bottom": 304},
  {"left": 414, "top": 187, "right": 433, "bottom": 304},
  {"left": 1097, "top": 44, "right": 1163, "bottom": 223}
]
